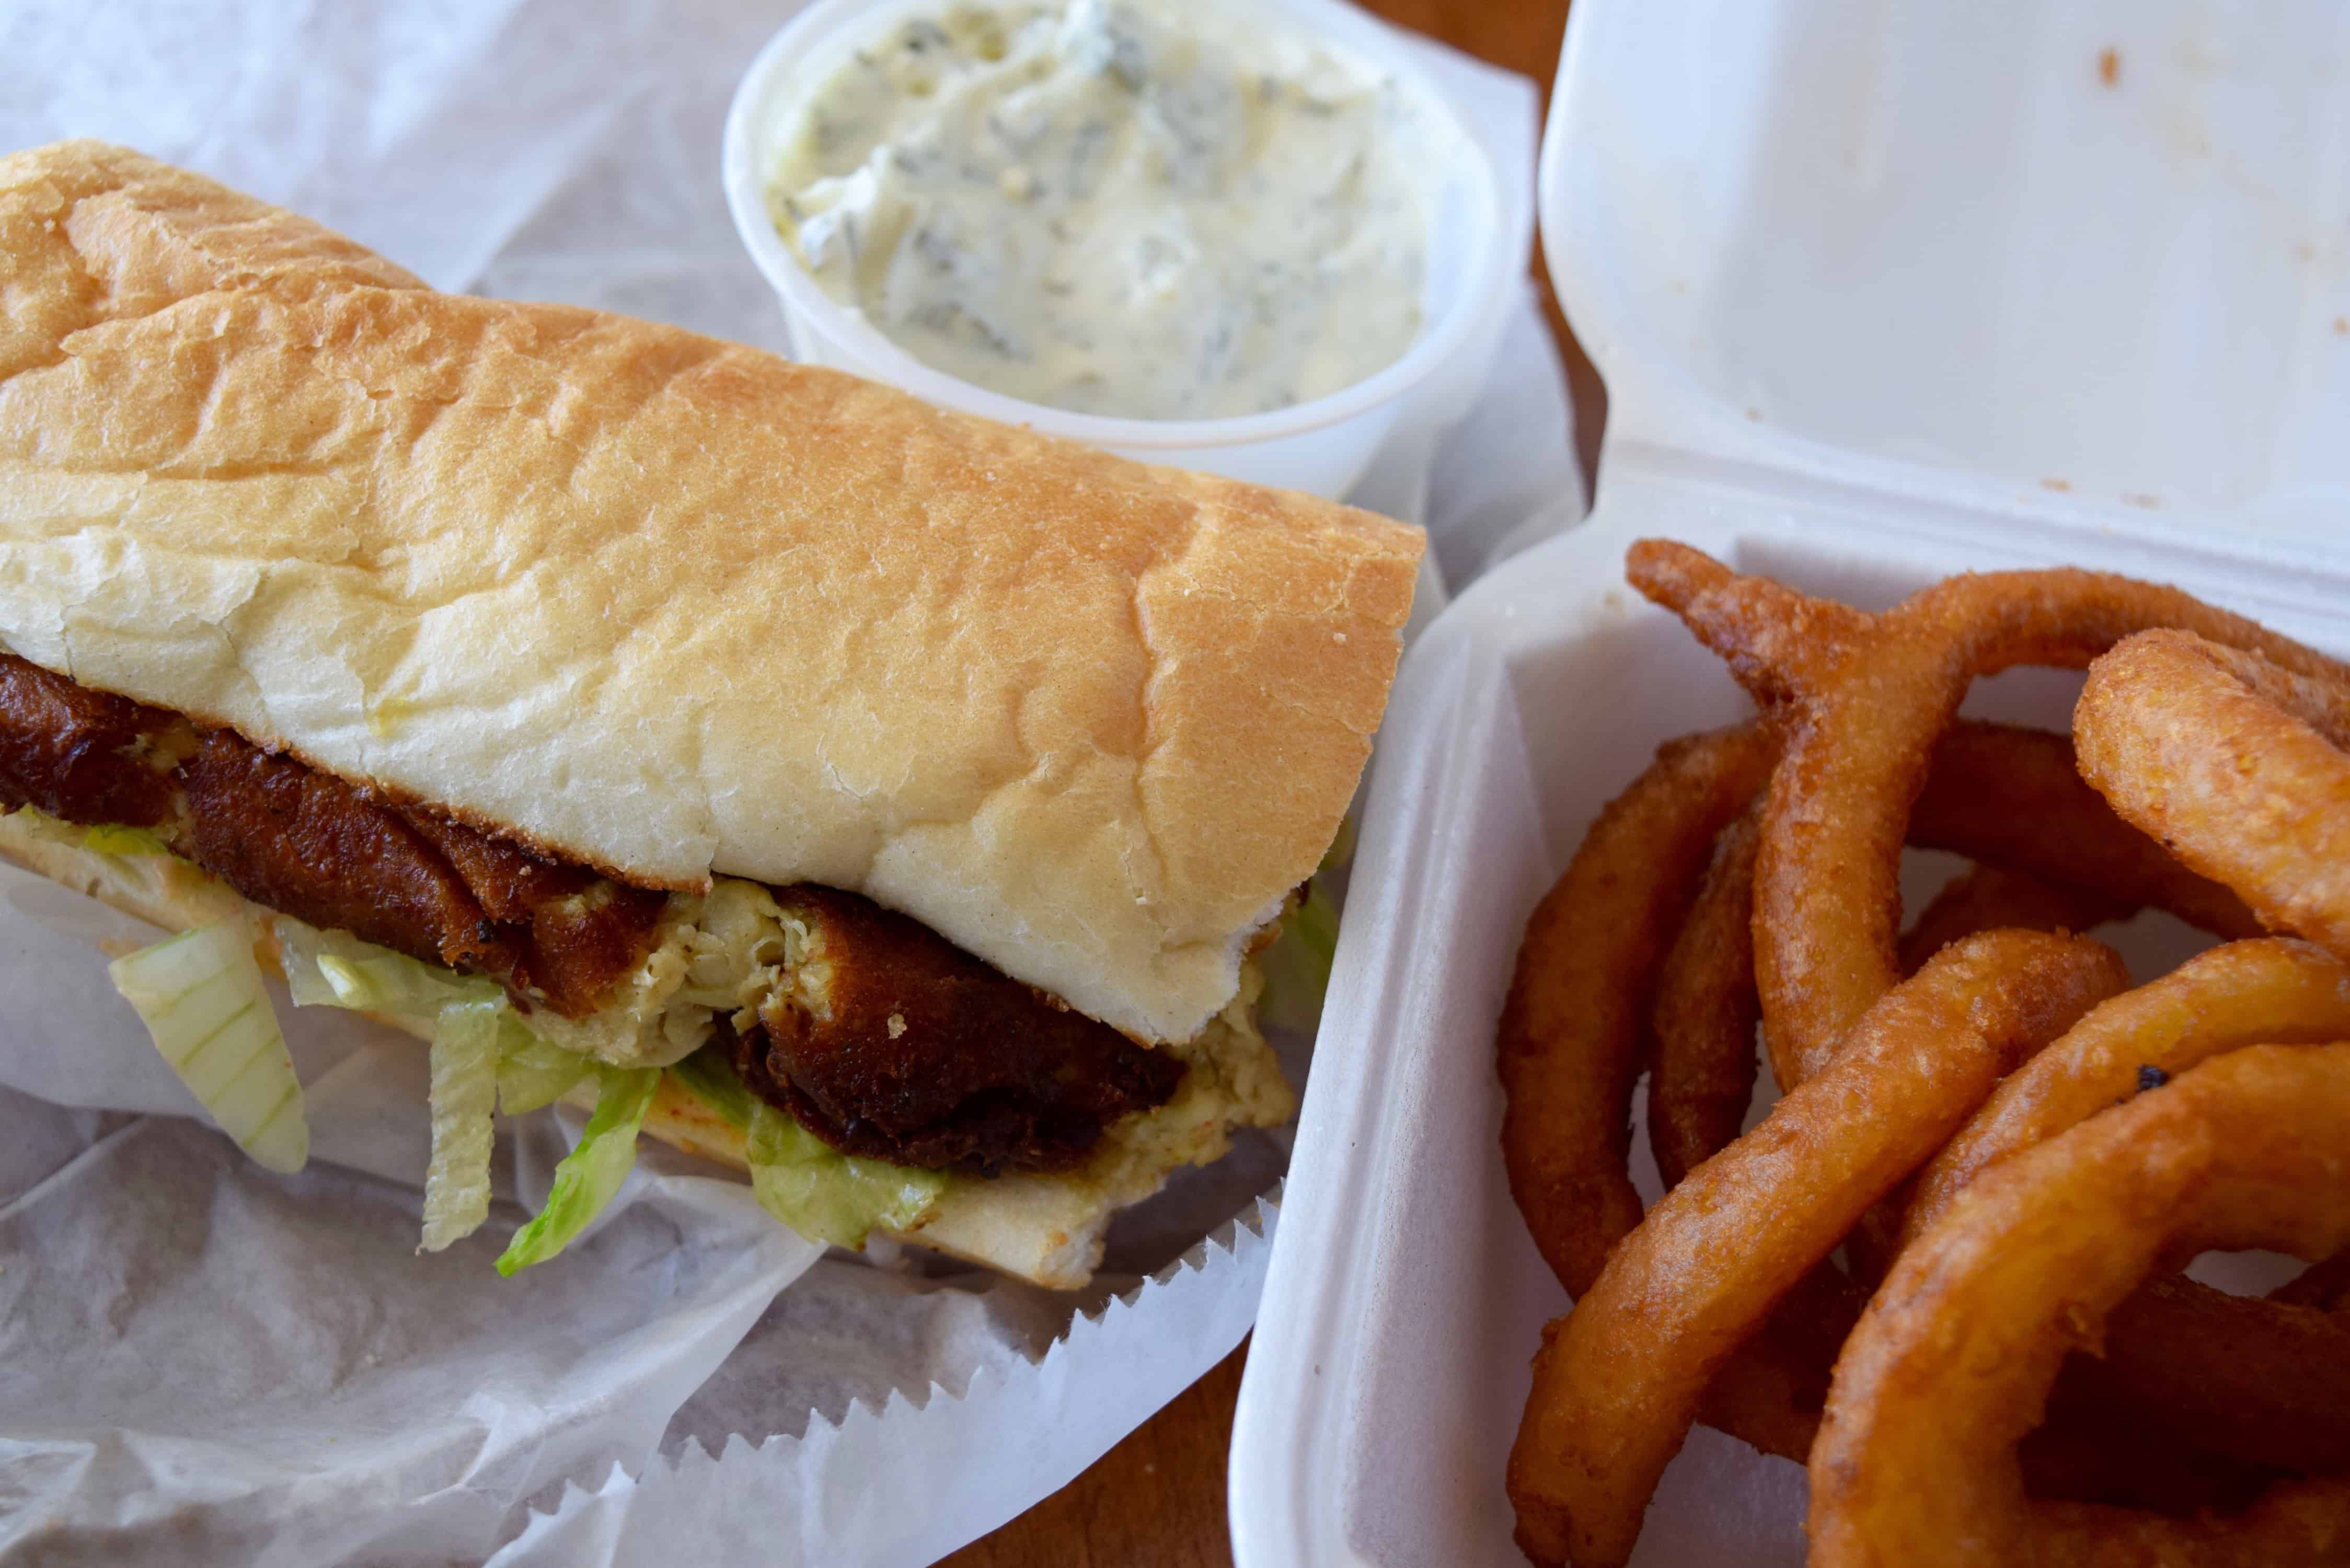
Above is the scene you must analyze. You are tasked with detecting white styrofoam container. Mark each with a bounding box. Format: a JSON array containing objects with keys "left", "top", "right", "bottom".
[
  {"left": 1231, "top": 1, "right": 2350, "bottom": 1564},
  {"left": 721, "top": 0, "right": 1526, "bottom": 501}
]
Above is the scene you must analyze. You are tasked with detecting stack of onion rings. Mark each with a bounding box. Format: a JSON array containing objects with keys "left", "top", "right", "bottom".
[
  {"left": 1810, "top": 1046, "right": 2350, "bottom": 1566},
  {"left": 1499, "top": 541, "right": 2350, "bottom": 1567},
  {"left": 1897, "top": 938, "right": 2350, "bottom": 1471},
  {"left": 1626, "top": 539, "right": 2342, "bottom": 1086},
  {"left": 1497, "top": 721, "right": 1776, "bottom": 1298},
  {"left": 1510, "top": 931, "right": 2127, "bottom": 1568}
]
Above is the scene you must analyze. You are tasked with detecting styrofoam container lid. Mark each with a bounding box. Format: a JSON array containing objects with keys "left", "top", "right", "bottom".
[
  {"left": 1546, "top": 0, "right": 2350, "bottom": 559},
  {"left": 1232, "top": 1, "right": 2350, "bottom": 1562}
]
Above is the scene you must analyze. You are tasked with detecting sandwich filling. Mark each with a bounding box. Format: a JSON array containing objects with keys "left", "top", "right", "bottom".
[{"left": 0, "top": 650, "right": 1194, "bottom": 1178}]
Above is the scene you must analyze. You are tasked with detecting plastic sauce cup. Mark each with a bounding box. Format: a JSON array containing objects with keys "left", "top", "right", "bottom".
[{"left": 722, "top": 0, "right": 1511, "bottom": 500}]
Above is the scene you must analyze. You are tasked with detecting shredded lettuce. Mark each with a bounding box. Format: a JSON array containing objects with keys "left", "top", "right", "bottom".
[
  {"left": 82, "top": 821, "right": 172, "bottom": 857},
  {"left": 498, "top": 1029, "right": 595, "bottom": 1116},
  {"left": 1321, "top": 810, "right": 1360, "bottom": 872},
  {"left": 745, "top": 1101, "right": 946, "bottom": 1250},
  {"left": 1257, "top": 815, "right": 1354, "bottom": 1033},
  {"left": 5, "top": 807, "right": 176, "bottom": 861},
  {"left": 1258, "top": 875, "right": 1341, "bottom": 1034},
  {"left": 495, "top": 1065, "right": 662, "bottom": 1275},
  {"left": 95, "top": 885, "right": 956, "bottom": 1266},
  {"left": 275, "top": 917, "right": 589, "bottom": 1112},
  {"left": 684, "top": 1050, "right": 947, "bottom": 1249},
  {"left": 421, "top": 999, "right": 501, "bottom": 1251},
  {"left": 667, "top": 1042, "right": 756, "bottom": 1130},
  {"left": 274, "top": 917, "right": 615, "bottom": 1260},
  {"left": 276, "top": 918, "right": 498, "bottom": 1022},
  {"left": 109, "top": 921, "right": 309, "bottom": 1174}
]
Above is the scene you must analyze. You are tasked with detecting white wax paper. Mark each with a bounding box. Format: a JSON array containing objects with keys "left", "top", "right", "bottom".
[
  {"left": 0, "top": 3, "right": 1578, "bottom": 1562},
  {"left": 0, "top": 872, "right": 823, "bottom": 1566}
]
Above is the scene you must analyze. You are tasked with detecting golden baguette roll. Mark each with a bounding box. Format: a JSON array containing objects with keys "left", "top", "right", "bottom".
[{"left": 0, "top": 139, "right": 1420, "bottom": 1046}]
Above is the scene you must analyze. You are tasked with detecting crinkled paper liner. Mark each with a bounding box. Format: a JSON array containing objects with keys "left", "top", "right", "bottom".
[{"left": 491, "top": 1196, "right": 1277, "bottom": 1567}]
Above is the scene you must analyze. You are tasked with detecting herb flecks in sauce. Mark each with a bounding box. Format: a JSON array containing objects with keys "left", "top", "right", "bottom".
[{"left": 768, "top": 0, "right": 1434, "bottom": 421}]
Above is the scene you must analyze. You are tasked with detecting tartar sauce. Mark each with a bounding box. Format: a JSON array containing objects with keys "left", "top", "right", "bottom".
[{"left": 767, "top": 0, "right": 1436, "bottom": 422}]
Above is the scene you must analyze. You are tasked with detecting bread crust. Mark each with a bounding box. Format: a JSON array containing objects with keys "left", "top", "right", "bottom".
[{"left": 0, "top": 140, "right": 1420, "bottom": 1043}]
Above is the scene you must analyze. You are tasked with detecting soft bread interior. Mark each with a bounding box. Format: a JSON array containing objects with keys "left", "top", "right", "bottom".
[
  {"left": 0, "top": 815, "right": 1293, "bottom": 1288},
  {"left": 0, "top": 140, "right": 1421, "bottom": 1047}
]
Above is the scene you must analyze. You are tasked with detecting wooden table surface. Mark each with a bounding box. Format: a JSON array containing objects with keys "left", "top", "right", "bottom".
[{"left": 943, "top": 4, "right": 1600, "bottom": 1564}]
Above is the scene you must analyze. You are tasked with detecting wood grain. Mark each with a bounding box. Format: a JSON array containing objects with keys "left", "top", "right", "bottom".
[
  {"left": 941, "top": 1340, "right": 1252, "bottom": 1568},
  {"left": 943, "top": 4, "right": 1592, "bottom": 1563}
]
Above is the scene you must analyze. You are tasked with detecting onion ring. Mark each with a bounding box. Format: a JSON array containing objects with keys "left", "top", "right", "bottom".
[
  {"left": 1510, "top": 621, "right": 2255, "bottom": 1284},
  {"left": 1636, "top": 811, "right": 2012, "bottom": 1465},
  {"left": 1647, "top": 722, "right": 2245, "bottom": 1272},
  {"left": 1641, "top": 722, "right": 2247, "bottom": 1194},
  {"left": 1652, "top": 883, "right": 2233, "bottom": 1496},
  {"left": 1497, "top": 721, "right": 1777, "bottom": 1296},
  {"left": 1492, "top": 722, "right": 1864, "bottom": 1465},
  {"left": 1611, "top": 728, "right": 2255, "bottom": 1466},
  {"left": 1688, "top": 1273, "right": 2224, "bottom": 1512},
  {"left": 1628, "top": 540, "right": 2345, "bottom": 1088},
  {"left": 2276, "top": 1249, "right": 2350, "bottom": 1311},
  {"left": 1897, "top": 862, "right": 2123, "bottom": 976},
  {"left": 1622, "top": 537, "right": 1868, "bottom": 703},
  {"left": 1646, "top": 807, "right": 1764, "bottom": 1190},
  {"left": 1909, "top": 722, "right": 2259, "bottom": 945},
  {"left": 1653, "top": 841, "right": 2127, "bottom": 1192},
  {"left": 1500, "top": 719, "right": 2153, "bottom": 1469},
  {"left": 1700, "top": 1271, "right": 2292, "bottom": 1514},
  {"left": 1690, "top": 1264, "right": 1868, "bottom": 1463},
  {"left": 1898, "top": 937, "right": 2350, "bottom": 1473},
  {"left": 1649, "top": 829, "right": 2163, "bottom": 1478},
  {"left": 1907, "top": 938, "right": 2350, "bottom": 1244},
  {"left": 2075, "top": 1273, "right": 2350, "bottom": 1475},
  {"left": 1508, "top": 930, "right": 2127, "bottom": 1568},
  {"left": 1808, "top": 1045, "right": 2350, "bottom": 1567},
  {"left": 2076, "top": 627, "right": 2350, "bottom": 964},
  {"left": 1852, "top": 858, "right": 2123, "bottom": 1282}
]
